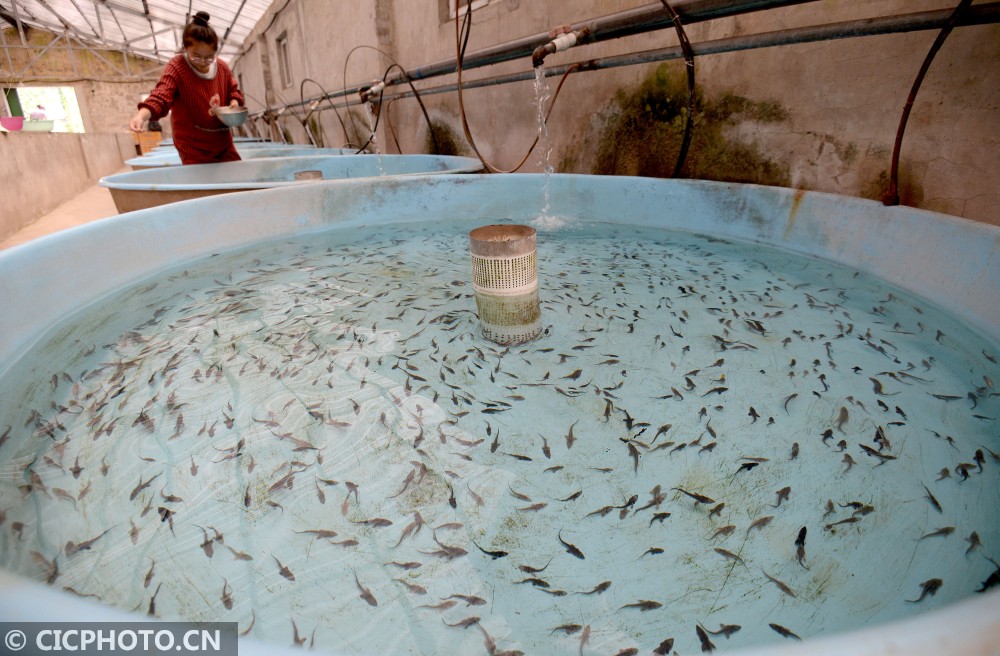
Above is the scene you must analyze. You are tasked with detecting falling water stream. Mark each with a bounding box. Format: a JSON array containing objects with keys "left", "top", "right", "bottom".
[
  {"left": 533, "top": 68, "right": 553, "bottom": 220},
  {"left": 362, "top": 102, "right": 386, "bottom": 176}
]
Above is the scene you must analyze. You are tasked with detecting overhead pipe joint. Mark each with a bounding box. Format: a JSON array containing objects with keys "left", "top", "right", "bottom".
[
  {"left": 359, "top": 80, "right": 386, "bottom": 104},
  {"left": 532, "top": 25, "right": 591, "bottom": 68}
]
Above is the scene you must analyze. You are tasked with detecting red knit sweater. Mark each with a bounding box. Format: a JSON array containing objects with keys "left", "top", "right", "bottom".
[{"left": 139, "top": 55, "right": 245, "bottom": 165}]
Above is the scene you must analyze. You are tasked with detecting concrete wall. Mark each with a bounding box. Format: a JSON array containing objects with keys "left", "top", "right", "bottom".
[
  {"left": 233, "top": 0, "right": 999, "bottom": 226},
  {"left": 0, "top": 131, "right": 134, "bottom": 241}
]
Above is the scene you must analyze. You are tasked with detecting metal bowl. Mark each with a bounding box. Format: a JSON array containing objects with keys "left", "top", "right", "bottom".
[{"left": 214, "top": 106, "right": 248, "bottom": 127}]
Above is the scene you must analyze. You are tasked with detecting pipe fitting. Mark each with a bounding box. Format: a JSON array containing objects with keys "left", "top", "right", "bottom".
[
  {"left": 359, "top": 80, "right": 386, "bottom": 104},
  {"left": 532, "top": 26, "right": 591, "bottom": 68}
]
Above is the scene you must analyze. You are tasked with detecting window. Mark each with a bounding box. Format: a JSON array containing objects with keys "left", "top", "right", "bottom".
[
  {"left": 448, "top": 0, "right": 489, "bottom": 20},
  {"left": 276, "top": 33, "right": 292, "bottom": 88},
  {"left": 2, "top": 86, "right": 85, "bottom": 132}
]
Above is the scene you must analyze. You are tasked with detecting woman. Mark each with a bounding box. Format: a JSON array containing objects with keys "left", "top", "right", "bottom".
[{"left": 129, "top": 11, "right": 244, "bottom": 165}]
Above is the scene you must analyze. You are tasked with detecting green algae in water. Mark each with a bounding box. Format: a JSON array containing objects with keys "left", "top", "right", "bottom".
[{"left": 0, "top": 219, "right": 997, "bottom": 656}]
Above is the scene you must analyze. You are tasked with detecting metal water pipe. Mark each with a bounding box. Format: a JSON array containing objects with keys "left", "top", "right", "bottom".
[
  {"left": 291, "top": 3, "right": 999, "bottom": 113},
  {"left": 402, "top": 0, "right": 816, "bottom": 83},
  {"left": 532, "top": 26, "right": 592, "bottom": 68},
  {"left": 282, "top": 0, "right": 817, "bottom": 112}
]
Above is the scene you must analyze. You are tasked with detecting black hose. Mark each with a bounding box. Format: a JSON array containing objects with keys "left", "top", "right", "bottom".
[
  {"left": 659, "top": 0, "right": 696, "bottom": 178},
  {"left": 884, "top": 0, "right": 972, "bottom": 206},
  {"left": 299, "top": 78, "right": 351, "bottom": 147},
  {"left": 454, "top": 0, "right": 580, "bottom": 174},
  {"left": 384, "top": 63, "right": 441, "bottom": 154}
]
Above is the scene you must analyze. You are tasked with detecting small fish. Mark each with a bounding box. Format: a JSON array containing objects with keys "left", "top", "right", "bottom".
[
  {"left": 558, "top": 530, "right": 585, "bottom": 559},
  {"left": 773, "top": 487, "right": 791, "bottom": 507},
  {"left": 620, "top": 599, "right": 662, "bottom": 611},
  {"left": 977, "top": 561, "right": 1000, "bottom": 592},
  {"left": 714, "top": 548, "right": 745, "bottom": 565},
  {"left": 144, "top": 560, "right": 155, "bottom": 588},
  {"left": 128, "top": 472, "right": 162, "bottom": 502},
  {"left": 354, "top": 570, "right": 378, "bottom": 606},
  {"left": 294, "top": 529, "right": 339, "bottom": 539},
  {"left": 147, "top": 582, "right": 161, "bottom": 617},
  {"left": 919, "top": 526, "right": 955, "bottom": 540},
  {"left": 965, "top": 531, "right": 981, "bottom": 555},
  {"left": 747, "top": 516, "right": 774, "bottom": 534},
  {"left": 695, "top": 624, "right": 716, "bottom": 652},
  {"left": 795, "top": 526, "right": 808, "bottom": 568},
  {"left": 225, "top": 545, "right": 253, "bottom": 561},
  {"left": 443, "top": 616, "right": 481, "bottom": 629},
  {"left": 922, "top": 483, "right": 942, "bottom": 513},
  {"left": 703, "top": 623, "right": 741, "bottom": 638},
  {"left": 649, "top": 512, "right": 671, "bottom": 525},
  {"left": 395, "top": 579, "right": 427, "bottom": 595},
  {"left": 418, "top": 600, "right": 458, "bottom": 612},
  {"left": 710, "top": 525, "right": 735, "bottom": 540},
  {"left": 349, "top": 517, "right": 394, "bottom": 527},
  {"left": 653, "top": 638, "right": 675, "bottom": 655},
  {"left": 221, "top": 579, "right": 233, "bottom": 610},
  {"left": 579, "top": 624, "right": 591, "bottom": 656},
  {"left": 907, "top": 578, "right": 943, "bottom": 602},
  {"left": 769, "top": 623, "right": 801, "bottom": 640},
  {"left": 550, "top": 624, "right": 582, "bottom": 635},
  {"left": 565, "top": 421, "right": 578, "bottom": 449},
  {"left": 273, "top": 555, "right": 295, "bottom": 581},
  {"left": 859, "top": 443, "right": 896, "bottom": 464},
  {"left": 386, "top": 561, "right": 422, "bottom": 570},
  {"left": 577, "top": 580, "right": 612, "bottom": 595},
  {"left": 446, "top": 593, "right": 487, "bottom": 606},
  {"left": 518, "top": 560, "right": 551, "bottom": 574},
  {"left": 762, "top": 570, "right": 796, "bottom": 597},
  {"left": 472, "top": 541, "right": 509, "bottom": 560},
  {"left": 835, "top": 406, "right": 849, "bottom": 432},
  {"left": 790, "top": 442, "right": 799, "bottom": 460},
  {"left": 672, "top": 487, "right": 715, "bottom": 504},
  {"left": 64, "top": 528, "right": 111, "bottom": 557}
]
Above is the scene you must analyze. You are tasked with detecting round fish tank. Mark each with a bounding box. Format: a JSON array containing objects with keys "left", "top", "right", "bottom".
[
  {"left": 158, "top": 137, "right": 271, "bottom": 147},
  {"left": 0, "top": 175, "right": 997, "bottom": 656},
  {"left": 144, "top": 142, "right": 314, "bottom": 158},
  {"left": 99, "top": 155, "right": 484, "bottom": 213},
  {"left": 126, "top": 147, "right": 357, "bottom": 171}
]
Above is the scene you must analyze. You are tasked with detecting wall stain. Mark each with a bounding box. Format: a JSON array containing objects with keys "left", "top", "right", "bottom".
[
  {"left": 589, "top": 63, "right": 790, "bottom": 186},
  {"left": 783, "top": 188, "right": 807, "bottom": 242}
]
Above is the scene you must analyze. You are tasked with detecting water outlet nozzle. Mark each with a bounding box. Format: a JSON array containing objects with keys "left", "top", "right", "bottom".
[
  {"left": 532, "top": 26, "right": 591, "bottom": 68},
  {"left": 359, "top": 80, "right": 386, "bottom": 104}
]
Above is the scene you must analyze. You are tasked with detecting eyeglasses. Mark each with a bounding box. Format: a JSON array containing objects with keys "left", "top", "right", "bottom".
[{"left": 187, "top": 53, "right": 216, "bottom": 64}]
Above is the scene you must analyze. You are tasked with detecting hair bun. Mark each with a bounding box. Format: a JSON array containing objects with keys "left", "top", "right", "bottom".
[{"left": 193, "top": 11, "right": 210, "bottom": 26}]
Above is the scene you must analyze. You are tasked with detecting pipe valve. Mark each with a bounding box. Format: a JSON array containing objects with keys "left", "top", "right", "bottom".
[
  {"left": 359, "top": 80, "right": 386, "bottom": 104},
  {"left": 532, "top": 26, "right": 591, "bottom": 68}
]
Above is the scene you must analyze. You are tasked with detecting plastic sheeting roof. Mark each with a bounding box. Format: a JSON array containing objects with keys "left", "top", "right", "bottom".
[{"left": 0, "top": 0, "right": 273, "bottom": 64}]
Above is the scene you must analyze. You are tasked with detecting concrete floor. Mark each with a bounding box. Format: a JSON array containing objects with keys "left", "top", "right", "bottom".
[{"left": 0, "top": 171, "right": 123, "bottom": 251}]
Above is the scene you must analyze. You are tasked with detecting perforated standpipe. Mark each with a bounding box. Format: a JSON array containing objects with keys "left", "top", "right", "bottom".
[{"left": 469, "top": 224, "right": 542, "bottom": 345}]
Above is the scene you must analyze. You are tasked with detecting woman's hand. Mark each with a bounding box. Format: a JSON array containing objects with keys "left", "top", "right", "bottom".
[
  {"left": 129, "top": 107, "right": 151, "bottom": 133},
  {"left": 208, "top": 93, "right": 221, "bottom": 117}
]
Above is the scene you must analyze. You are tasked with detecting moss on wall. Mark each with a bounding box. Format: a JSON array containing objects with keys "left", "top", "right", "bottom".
[
  {"left": 592, "top": 63, "right": 790, "bottom": 186},
  {"left": 424, "top": 119, "right": 469, "bottom": 157}
]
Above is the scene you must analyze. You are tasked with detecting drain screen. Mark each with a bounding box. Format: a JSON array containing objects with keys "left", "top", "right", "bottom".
[{"left": 469, "top": 224, "right": 542, "bottom": 345}]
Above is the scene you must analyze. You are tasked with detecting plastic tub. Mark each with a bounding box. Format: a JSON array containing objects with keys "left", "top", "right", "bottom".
[
  {"left": 99, "top": 154, "right": 485, "bottom": 212},
  {"left": 0, "top": 116, "right": 24, "bottom": 131},
  {"left": 126, "top": 147, "right": 355, "bottom": 170},
  {"left": 0, "top": 175, "right": 997, "bottom": 656},
  {"left": 22, "top": 119, "right": 54, "bottom": 132}
]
